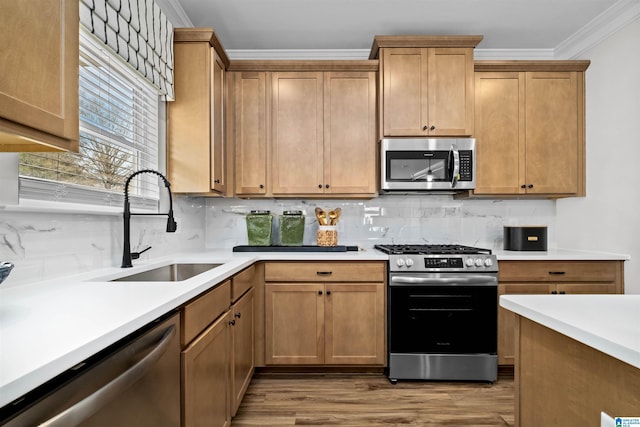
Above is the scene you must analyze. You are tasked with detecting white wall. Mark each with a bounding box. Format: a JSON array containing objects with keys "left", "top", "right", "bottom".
[{"left": 557, "top": 18, "right": 640, "bottom": 294}]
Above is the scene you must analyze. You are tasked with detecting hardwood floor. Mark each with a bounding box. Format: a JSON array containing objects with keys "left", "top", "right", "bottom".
[{"left": 232, "top": 372, "right": 514, "bottom": 426}]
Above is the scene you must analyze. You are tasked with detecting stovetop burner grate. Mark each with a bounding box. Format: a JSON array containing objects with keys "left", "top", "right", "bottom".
[{"left": 374, "top": 244, "right": 492, "bottom": 255}]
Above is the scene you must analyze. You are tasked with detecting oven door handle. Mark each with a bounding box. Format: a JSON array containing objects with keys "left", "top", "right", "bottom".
[{"left": 391, "top": 275, "right": 498, "bottom": 285}]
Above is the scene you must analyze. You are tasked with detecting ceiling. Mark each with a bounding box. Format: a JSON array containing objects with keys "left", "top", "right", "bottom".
[{"left": 170, "top": 0, "right": 624, "bottom": 55}]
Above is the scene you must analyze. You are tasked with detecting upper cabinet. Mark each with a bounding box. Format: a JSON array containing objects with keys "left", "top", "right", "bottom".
[
  {"left": 0, "top": 0, "right": 79, "bottom": 152},
  {"left": 474, "top": 61, "right": 589, "bottom": 197},
  {"left": 167, "top": 28, "right": 230, "bottom": 195},
  {"left": 370, "top": 36, "right": 482, "bottom": 137},
  {"left": 229, "top": 62, "right": 378, "bottom": 198}
]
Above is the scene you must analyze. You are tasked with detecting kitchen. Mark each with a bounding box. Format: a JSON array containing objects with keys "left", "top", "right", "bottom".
[{"left": 1, "top": 0, "right": 639, "bottom": 426}]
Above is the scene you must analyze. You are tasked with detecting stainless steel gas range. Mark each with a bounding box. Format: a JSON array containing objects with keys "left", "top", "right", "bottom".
[{"left": 374, "top": 244, "right": 498, "bottom": 383}]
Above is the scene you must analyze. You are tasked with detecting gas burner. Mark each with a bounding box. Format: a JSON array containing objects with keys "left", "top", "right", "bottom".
[{"left": 374, "top": 244, "right": 492, "bottom": 255}]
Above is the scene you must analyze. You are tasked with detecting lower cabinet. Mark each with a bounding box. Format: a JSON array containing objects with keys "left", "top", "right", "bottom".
[
  {"left": 497, "top": 260, "right": 624, "bottom": 366},
  {"left": 181, "top": 280, "right": 232, "bottom": 427},
  {"left": 230, "top": 287, "right": 254, "bottom": 416},
  {"left": 264, "top": 262, "right": 386, "bottom": 366},
  {"left": 182, "top": 311, "right": 231, "bottom": 427}
]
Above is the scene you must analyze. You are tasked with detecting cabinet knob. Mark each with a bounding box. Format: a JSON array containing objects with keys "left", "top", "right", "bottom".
[
  {"left": 326, "top": 290, "right": 331, "bottom": 296},
  {"left": 318, "top": 184, "right": 322, "bottom": 189},
  {"left": 559, "top": 291, "right": 566, "bottom": 294},
  {"left": 325, "top": 184, "right": 330, "bottom": 189},
  {"left": 430, "top": 125, "right": 436, "bottom": 131},
  {"left": 528, "top": 184, "right": 534, "bottom": 189},
  {"left": 229, "top": 319, "right": 236, "bottom": 326},
  {"left": 235, "top": 312, "right": 241, "bottom": 318},
  {"left": 214, "top": 179, "right": 221, "bottom": 184},
  {"left": 521, "top": 184, "right": 526, "bottom": 189},
  {"left": 318, "top": 290, "right": 323, "bottom": 295},
  {"left": 259, "top": 184, "right": 264, "bottom": 189},
  {"left": 551, "top": 290, "right": 558, "bottom": 294},
  {"left": 423, "top": 125, "right": 429, "bottom": 131}
]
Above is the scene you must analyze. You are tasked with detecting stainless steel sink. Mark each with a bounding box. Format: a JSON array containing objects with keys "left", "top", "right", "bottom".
[{"left": 111, "top": 263, "right": 223, "bottom": 282}]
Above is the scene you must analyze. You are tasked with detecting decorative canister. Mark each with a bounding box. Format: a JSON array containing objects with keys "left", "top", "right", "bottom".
[
  {"left": 279, "top": 210, "right": 305, "bottom": 246},
  {"left": 317, "top": 225, "right": 338, "bottom": 247},
  {"left": 246, "top": 210, "right": 273, "bottom": 246}
]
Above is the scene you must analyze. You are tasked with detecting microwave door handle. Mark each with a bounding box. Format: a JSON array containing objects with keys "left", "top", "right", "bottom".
[{"left": 450, "top": 144, "right": 460, "bottom": 188}]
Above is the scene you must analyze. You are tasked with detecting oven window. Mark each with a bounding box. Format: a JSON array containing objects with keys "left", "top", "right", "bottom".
[
  {"left": 387, "top": 151, "right": 450, "bottom": 182},
  {"left": 388, "top": 285, "right": 497, "bottom": 354}
]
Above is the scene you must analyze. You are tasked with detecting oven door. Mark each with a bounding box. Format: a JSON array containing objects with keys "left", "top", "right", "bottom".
[{"left": 388, "top": 274, "right": 497, "bottom": 354}]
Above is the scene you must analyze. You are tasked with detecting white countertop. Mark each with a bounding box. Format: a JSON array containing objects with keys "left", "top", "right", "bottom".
[
  {"left": 0, "top": 248, "right": 385, "bottom": 408},
  {"left": 0, "top": 246, "right": 628, "bottom": 408},
  {"left": 500, "top": 294, "right": 640, "bottom": 369},
  {"left": 494, "top": 248, "right": 630, "bottom": 261}
]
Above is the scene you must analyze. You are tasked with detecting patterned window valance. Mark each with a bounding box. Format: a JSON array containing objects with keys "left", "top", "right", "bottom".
[{"left": 79, "top": 0, "right": 175, "bottom": 100}]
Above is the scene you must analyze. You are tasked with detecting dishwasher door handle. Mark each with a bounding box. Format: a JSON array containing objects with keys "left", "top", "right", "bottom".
[
  {"left": 40, "top": 324, "right": 176, "bottom": 427},
  {"left": 391, "top": 276, "right": 498, "bottom": 285}
]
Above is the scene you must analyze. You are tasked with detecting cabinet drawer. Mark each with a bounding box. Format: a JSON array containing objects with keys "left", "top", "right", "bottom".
[
  {"left": 498, "top": 261, "right": 619, "bottom": 282},
  {"left": 182, "top": 280, "right": 231, "bottom": 347},
  {"left": 264, "top": 262, "right": 385, "bottom": 282},
  {"left": 232, "top": 265, "right": 255, "bottom": 302}
]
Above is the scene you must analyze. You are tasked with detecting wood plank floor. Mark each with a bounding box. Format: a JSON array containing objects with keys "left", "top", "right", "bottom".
[{"left": 232, "top": 372, "right": 514, "bottom": 426}]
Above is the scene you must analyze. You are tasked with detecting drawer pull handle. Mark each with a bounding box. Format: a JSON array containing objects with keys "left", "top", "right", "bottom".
[
  {"left": 548, "top": 271, "right": 566, "bottom": 275},
  {"left": 316, "top": 271, "right": 333, "bottom": 276}
]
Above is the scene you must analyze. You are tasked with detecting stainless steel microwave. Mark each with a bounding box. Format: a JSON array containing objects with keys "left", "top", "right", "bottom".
[{"left": 380, "top": 138, "right": 476, "bottom": 192}]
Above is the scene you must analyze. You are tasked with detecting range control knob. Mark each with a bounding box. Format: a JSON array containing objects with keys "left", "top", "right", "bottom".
[
  {"left": 484, "top": 258, "right": 494, "bottom": 267},
  {"left": 396, "top": 258, "right": 406, "bottom": 267},
  {"left": 405, "top": 258, "right": 414, "bottom": 267},
  {"left": 465, "top": 258, "right": 475, "bottom": 267},
  {"left": 475, "top": 258, "right": 484, "bottom": 267}
]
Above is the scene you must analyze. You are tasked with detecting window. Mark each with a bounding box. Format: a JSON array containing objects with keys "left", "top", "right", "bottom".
[{"left": 19, "top": 30, "right": 161, "bottom": 210}]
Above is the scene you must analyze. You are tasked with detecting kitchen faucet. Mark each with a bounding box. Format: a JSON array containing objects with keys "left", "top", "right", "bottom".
[{"left": 121, "top": 170, "right": 177, "bottom": 268}]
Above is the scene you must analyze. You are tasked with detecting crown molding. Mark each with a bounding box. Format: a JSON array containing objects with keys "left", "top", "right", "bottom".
[
  {"left": 554, "top": 0, "right": 640, "bottom": 59},
  {"left": 155, "top": 0, "right": 193, "bottom": 27},
  {"left": 226, "top": 49, "right": 372, "bottom": 60}
]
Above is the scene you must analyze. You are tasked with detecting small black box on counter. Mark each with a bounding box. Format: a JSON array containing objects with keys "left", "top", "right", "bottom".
[{"left": 503, "top": 226, "right": 547, "bottom": 251}]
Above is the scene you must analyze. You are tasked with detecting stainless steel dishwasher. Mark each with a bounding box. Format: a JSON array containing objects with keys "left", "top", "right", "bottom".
[{"left": 0, "top": 312, "right": 181, "bottom": 427}]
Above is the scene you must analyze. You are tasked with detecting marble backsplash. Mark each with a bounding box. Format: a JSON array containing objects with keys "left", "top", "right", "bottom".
[
  {"left": 204, "top": 196, "right": 556, "bottom": 251},
  {"left": 1, "top": 195, "right": 556, "bottom": 287},
  {"left": 0, "top": 197, "right": 206, "bottom": 288}
]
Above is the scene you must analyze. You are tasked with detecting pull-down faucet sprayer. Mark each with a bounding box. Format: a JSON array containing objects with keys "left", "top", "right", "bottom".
[{"left": 121, "top": 169, "right": 177, "bottom": 268}]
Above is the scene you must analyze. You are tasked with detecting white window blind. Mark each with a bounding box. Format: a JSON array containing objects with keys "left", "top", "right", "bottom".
[{"left": 19, "top": 30, "right": 161, "bottom": 210}]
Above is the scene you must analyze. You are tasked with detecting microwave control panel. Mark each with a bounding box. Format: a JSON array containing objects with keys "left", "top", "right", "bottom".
[{"left": 459, "top": 151, "right": 473, "bottom": 181}]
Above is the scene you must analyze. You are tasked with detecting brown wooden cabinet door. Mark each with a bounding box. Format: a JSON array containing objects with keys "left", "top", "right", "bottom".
[
  {"left": 382, "top": 48, "right": 429, "bottom": 136},
  {"left": 271, "top": 72, "right": 324, "bottom": 195},
  {"left": 524, "top": 72, "right": 580, "bottom": 195},
  {"left": 323, "top": 72, "right": 377, "bottom": 195},
  {"left": 234, "top": 72, "right": 268, "bottom": 195},
  {"left": 265, "top": 283, "right": 324, "bottom": 364},
  {"left": 382, "top": 47, "right": 474, "bottom": 137},
  {"left": 324, "top": 283, "right": 385, "bottom": 365},
  {"left": 230, "top": 288, "right": 254, "bottom": 416},
  {"left": 167, "top": 41, "right": 213, "bottom": 193},
  {"left": 427, "top": 48, "right": 475, "bottom": 136},
  {"left": 167, "top": 30, "right": 228, "bottom": 195},
  {"left": 474, "top": 72, "right": 525, "bottom": 195},
  {"left": 211, "top": 49, "right": 226, "bottom": 193},
  {"left": 182, "top": 311, "right": 231, "bottom": 427},
  {"left": 0, "top": 0, "right": 79, "bottom": 151},
  {"left": 498, "top": 282, "right": 556, "bottom": 365}
]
